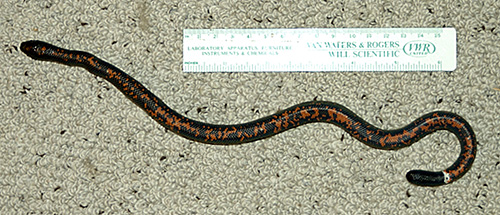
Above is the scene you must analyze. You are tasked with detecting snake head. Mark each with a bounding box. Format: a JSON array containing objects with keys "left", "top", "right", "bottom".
[{"left": 21, "top": 40, "right": 56, "bottom": 61}]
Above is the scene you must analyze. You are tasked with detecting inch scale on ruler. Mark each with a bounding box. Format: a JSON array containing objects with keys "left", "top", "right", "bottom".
[{"left": 183, "top": 28, "right": 456, "bottom": 72}]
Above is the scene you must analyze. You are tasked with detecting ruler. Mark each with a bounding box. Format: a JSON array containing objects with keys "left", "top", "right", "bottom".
[{"left": 183, "top": 28, "right": 456, "bottom": 72}]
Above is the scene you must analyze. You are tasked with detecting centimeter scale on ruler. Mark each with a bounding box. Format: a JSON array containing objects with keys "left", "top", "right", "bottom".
[{"left": 183, "top": 28, "right": 456, "bottom": 72}]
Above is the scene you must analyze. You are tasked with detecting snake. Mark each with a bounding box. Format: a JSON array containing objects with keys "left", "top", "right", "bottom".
[{"left": 20, "top": 40, "right": 477, "bottom": 186}]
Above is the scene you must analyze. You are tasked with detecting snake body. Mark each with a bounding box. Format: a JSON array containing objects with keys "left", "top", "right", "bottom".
[{"left": 20, "top": 40, "right": 477, "bottom": 186}]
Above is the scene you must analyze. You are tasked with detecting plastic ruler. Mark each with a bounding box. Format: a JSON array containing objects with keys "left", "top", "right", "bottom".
[{"left": 183, "top": 28, "right": 456, "bottom": 72}]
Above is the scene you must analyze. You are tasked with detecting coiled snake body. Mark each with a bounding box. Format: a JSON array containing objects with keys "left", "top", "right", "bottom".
[{"left": 20, "top": 40, "right": 477, "bottom": 186}]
